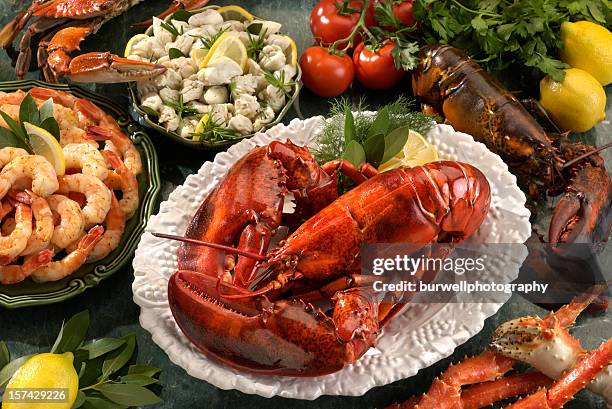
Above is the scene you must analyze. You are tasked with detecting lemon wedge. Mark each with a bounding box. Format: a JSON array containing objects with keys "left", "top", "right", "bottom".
[
  {"left": 192, "top": 114, "right": 209, "bottom": 141},
  {"left": 23, "top": 122, "right": 65, "bottom": 176},
  {"left": 199, "top": 33, "right": 247, "bottom": 70},
  {"left": 217, "top": 5, "right": 255, "bottom": 22},
  {"left": 124, "top": 33, "right": 149, "bottom": 58},
  {"left": 286, "top": 36, "right": 298, "bottom": 67},
  {"left": 191, "top": 48, "right": 209, "bottom": 68},
  {"left": 3, "top": 352, "right": 79, "bottom": 409},
  {"left": 378, "top": 130, "right": 437, "bottom": 172}
]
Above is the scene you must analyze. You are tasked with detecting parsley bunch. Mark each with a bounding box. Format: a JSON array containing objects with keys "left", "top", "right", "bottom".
[{"left": 413, "top": 0, "right": 611, "bottom": 87}]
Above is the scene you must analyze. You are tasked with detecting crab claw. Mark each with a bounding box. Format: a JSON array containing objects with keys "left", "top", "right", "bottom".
[
  {"left": 549, "top": 165, "right": 612, "bottom": 253},
  {"left": 64, "top": 52, "right": 166, "bottom": 83},
  {"left": 132, "top": 0, "right": 211, "bottom": 28}
]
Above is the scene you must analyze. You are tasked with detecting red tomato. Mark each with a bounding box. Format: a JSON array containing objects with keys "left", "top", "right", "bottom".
[
  {"left": 353, "top": 42, "right": 404, "bottom": 89},
  {"left": 300, "top": 46, "right": 354, "bottom": 97},
  {"left": 393, "top": 0, "right": 416, "bottom": 27},
  {"left": 310, "top": 0, "right": 375, "bottom": 46}
]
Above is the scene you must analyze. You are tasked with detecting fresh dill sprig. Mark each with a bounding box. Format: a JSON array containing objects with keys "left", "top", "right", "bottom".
[
  {"left": 313, "top": 96, "right": 436, "bottom": 164},
  {"left": 166, "top": 95, "right": 200, "bottom": 119},
  {"left": 191, "top": 114, "right": 238, "bottom": 142},
  {"left": 247, "top": 28, "right": 267, "bottom": 60}
]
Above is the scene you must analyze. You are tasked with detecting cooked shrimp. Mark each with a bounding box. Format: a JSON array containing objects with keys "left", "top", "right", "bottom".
[
  {"left": 87, "top": 192, "right": 125, "bottom": 262},
  {"left": 0, "top": 90, "right": 27, "bottom": 105},
  {"left": 0, "top": 155, "right": 58, "bottom": 198},
  {"left": 0, "top": 148, "right": 28, "bottom": 169},
  {"left": 0, "top": 200, "right": 13, "bottom": 221},
  {"left": 0, "top": 203, "right": 32, "bottom": 262},
  {"left": 57, "top": 174, "right": 111, "bottom": 227},
  {"left": 0, "top": 249, "right": 53, "bottom": 284},
  {"left": 63, "top": 143, "right": 109, "bottom": 180},
  {"left": 47, "top": 195, "right": 85, "bottom": 250},
  {"left": 12, "top": 190, "right": 53, "bottom": 256},
  {"left": 86, "top": 125, "right": 142, "bottom": 176},
  {"left": 103, "top": 151, "right": 139, "bottom": 218},
  {"left": 31, "top": 226, "right": 103, "bottom": 283}
]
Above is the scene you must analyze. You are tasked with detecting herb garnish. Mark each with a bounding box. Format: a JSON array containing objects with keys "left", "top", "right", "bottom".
[
  {"left": 247, "top": 28, "right": 268, "bottom": 60},
  {"left": 263, "top": 70, "right": 297, "bottom": 97},
  {"left": 166, "top": 95, "right": 200, "bottom": 119},
  {"left": 413, "top": 0, "right": 610, "bottom": 83},
  {"left": 0, "top": 93, "right": 60, "bottom": 152},
  {"left": 314, "top": 97, "right": 435, "bottom": 167},
  {"left": 192, "top": 27, "right": 229, "bottom": 50},
  {"left": 160, "top": 20, "right": 182, "bottom": 37},
  {"left": 0, "top": 311, "right": 162, "bottom": 408},
  {"left": 191, "top": 114, "right": 238, "bottom": 142}
]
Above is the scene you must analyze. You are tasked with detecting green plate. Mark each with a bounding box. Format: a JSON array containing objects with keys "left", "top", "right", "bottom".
[
  {"left": 0, "top": 80, "right": 161, "bottom": 309},
  {"left": 127, "top": 5, "right": 302, "bottom": 151}
]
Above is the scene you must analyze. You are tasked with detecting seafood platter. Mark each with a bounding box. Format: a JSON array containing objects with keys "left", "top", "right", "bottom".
[{"left": 0, "top": 0, "right": 611, "bottom": 408}]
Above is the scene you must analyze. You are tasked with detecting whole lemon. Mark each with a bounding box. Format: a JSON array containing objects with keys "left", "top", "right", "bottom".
[
  {"left": 540, "top": 68, "right": 606, "bottom": 133},
  {"left": 2, "top": 353, "right": 79, "bottom": 409},
  {"left": 560, "top": 21, "right": 612, "bottom": 85}
]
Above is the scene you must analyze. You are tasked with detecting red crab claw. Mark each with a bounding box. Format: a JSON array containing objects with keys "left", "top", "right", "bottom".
[
  {"left": 549, "top": 165, "right": 612, "bottom": 254},
  {"left": 132, "top": 0, "right": 211, "bottom": 28},
  {"left": 168, "top": 270, "right": 379, "bottom": 376},
  {"left": 62, "top": 52, "right": 166, "bottom": 83}
]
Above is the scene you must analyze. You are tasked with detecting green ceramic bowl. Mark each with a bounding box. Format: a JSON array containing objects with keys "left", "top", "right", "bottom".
[
  {"left": 127, "top": 5, "right": 302, "bottom": 151},
  {"left": 0, "top": 80, "right": 161, "bottom": 308}
]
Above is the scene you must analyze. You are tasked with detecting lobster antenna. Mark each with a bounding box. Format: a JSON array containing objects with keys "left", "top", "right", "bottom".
[
  {"left": 561, "top": 142, "right": 612, "bottom": 170},
  {"left": 151, "top": 232, "right": 267, "bottom": 261}
]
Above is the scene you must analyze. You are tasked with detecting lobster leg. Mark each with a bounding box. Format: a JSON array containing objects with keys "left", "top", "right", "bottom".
[
  {"left": 233, "top": 213, "right": 273, "bottom": 288},
  {"left": 321, "top": 159, "right": 370, "bottom": 185}
]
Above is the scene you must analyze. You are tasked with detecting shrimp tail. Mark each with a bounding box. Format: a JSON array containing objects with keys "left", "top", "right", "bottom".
[{"left": 79, "top": 225, "right": 105, "bottom": 251}]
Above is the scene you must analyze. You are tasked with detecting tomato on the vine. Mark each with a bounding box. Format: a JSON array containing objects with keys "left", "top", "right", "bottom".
[
  {"left": 353, "top": 41, "right": 404, "bottom": 89},
  {"left": 300, "top": 46, "right": 354, "bottom": 97},
  {"left": 310, "top": 0, "right": 376, "bottom": 46},
  {"left": 373, "top": 0, "right": 416, "bottom": 28}
]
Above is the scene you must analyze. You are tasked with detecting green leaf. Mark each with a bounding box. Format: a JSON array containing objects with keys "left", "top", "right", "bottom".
[
  {"left": 0, "top": 111, "right": 30, "bottom": 149},
  {"left": 172, "top": 9, "right": 192, "bottom": 22},
  {"left": 51, "top": 310, "right": 90, "bottom": 354},
  {"left": 40, "top": 117, "right": 60, "bottom": 141},
  {"left": 78, "top": 358, "right": 104, "bottom": 387},
  {"left": 39, "top": 98, "right": 55, "bottom": 122},
  {"left": 95, "top": 383, "right": 162, "bottom": 406},
  {"left": 72, "top": 390, "right": 86, "bottom": 408},
  {"left": 367, "top": 107, "right": 390, "bottom": 139},
  {"left": 139, "top": 105, "right": 159, "bottom": 118},
  {"left": 83, "top": 396, "right": 126, "bottom": 409},
  {"left": 0, "top": 355, "right": 33, "bottom": 389},
  {"left": 19, "top": 94, "right": 39, "bottom": 125},
  {"left": 344, "top": 108, "right": 356, "bottom": 148},
  {"left": 101, "top": 334, "right": 136, "bottom": 378},
  {"left": 128, "top": 364, "right": 161, "bottom": 378},
  {"left": 343, "top": 140, "right": 366, "bottom": 168},
  {"left": 168, "top": 47, "right": 185, "bottom": 59},
  {"left": 381, "top": 125, "right": 411, "bottom": 164},
  {"left": 363, "top": 134, "right": 386, "bottom": 167},
  {"left": 0, "top": 342, "right": 9, "bottom": 371},
  {"left": 471, "top": 15, "right": 488, "bottom": 32},
  {"left": 119, "top": 374, "right": 159, "bottom": 386},
  {"left": 247, "top": 22, "right": 264, "bottom": 35},
  {"left": 79, "top": 338, "right": 126, "bottom": 360},
  {"left": 0, "top": 127, "right": 29, "bottom": 151}
]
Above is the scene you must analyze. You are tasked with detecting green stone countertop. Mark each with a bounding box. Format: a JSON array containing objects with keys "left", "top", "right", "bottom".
[{"left": 0, "top": 0, "right": 611, "bottom": 408}]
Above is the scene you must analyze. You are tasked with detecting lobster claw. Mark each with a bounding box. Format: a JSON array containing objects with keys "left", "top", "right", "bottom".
[
  {"left": 64, "top": 52, "right": 166, "bottom": 83},
  {"left": 168, "top": 270, "right": 378, "bottom": 376},
  {"left": 550, "top": 165, "right": 612, "bottom": 254}
]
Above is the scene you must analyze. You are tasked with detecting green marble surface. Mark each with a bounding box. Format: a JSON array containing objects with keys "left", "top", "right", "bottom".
[{"left": 0, "top": 0, "right": 611, "bottom": 408}]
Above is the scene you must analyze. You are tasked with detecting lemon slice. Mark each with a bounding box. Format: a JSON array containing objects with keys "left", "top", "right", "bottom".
[
  {"left": 23, "top": 122, "right": 65, "bottom": 176},
  {"left": 286, "top": 36, "right": 298, "bottom": 67},
  {"left": 378, "top": 130, "right": 437, "bottom": 172},
  {"left": 191, "top": 48, "right": 209, "bottom": 68},
  {"left": 3, "top": 352, "right": 79, "bottom": 409},
  {"left": 124, "top": 33, "right": 149, "bottom": 58},
  {"left": 217, "top": 5, "right": 255, "bottom": 22},
  {"left": 193, "top": 114, "right": 209, "bottom": 141},
  {"left": 199, "top": 33, "right": 247, "bottom": 70}
]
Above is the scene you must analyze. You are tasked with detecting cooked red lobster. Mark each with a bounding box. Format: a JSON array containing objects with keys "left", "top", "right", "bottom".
[
  {"left": 412, "top": 45, "right": 612, "bottom": 250},
  {"left": 158, "top": 140, "right": 491, "bottom": 376}
]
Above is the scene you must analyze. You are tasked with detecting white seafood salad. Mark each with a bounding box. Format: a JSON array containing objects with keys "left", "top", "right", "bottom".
[{"left": 126, "top": 7, "right": 299, "bottom": 142}]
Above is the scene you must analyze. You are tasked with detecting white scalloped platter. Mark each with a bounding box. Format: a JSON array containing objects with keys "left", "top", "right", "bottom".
[{"left": 132, "top": 117, "right": 532, "bottom": 399}]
